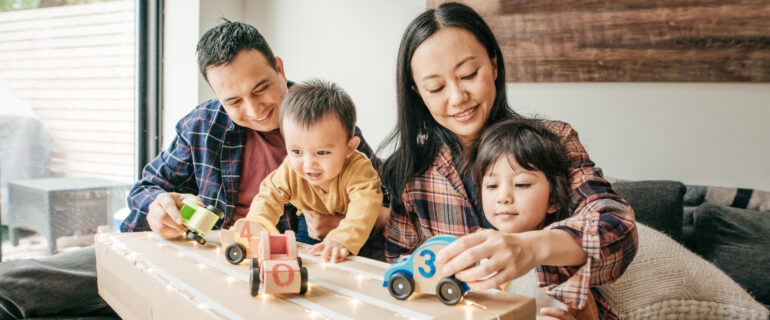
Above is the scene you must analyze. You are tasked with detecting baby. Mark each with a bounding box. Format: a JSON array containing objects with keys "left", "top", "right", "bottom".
[
  {"left": 247, "top": 79, "right": 382, "bottom": 263},
  {"left": 472, "top": 118, "right": 597, "bottom": 319}
]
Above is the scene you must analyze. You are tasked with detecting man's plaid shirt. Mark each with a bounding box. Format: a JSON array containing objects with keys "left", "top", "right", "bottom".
[
  {"left": 384, "top": 120, "right": 638, "bottom": 319},
  {"left": 122, "top": 98, "right": 380, "bottom": 234}
]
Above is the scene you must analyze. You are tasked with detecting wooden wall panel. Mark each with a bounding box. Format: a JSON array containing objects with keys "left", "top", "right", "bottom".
[{"left": 428, "top": 0, "right": 770, "bottom": 81}]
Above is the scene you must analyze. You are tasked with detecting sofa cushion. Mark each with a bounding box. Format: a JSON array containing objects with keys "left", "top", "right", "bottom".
[
  {"left": 683, "top": 185, "right": 770, "bottom": 253},
  {"left": 612, "top": 180, "right": 685, "bottom": 242},
  {"left": 598, "top": 223, "right": 768, "bottom": 319},
  {"left": 694, "top": 203, "right": 770, "bottom": 306}
]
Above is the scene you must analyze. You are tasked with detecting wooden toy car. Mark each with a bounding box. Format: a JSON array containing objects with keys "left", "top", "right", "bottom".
[
  {"left": 249, "top": 230, "right": 308, "bottom": 296},
  {"left": 220, "top": 216, "right": 280, "bottom": 264},
  {"left": 179, "top": 199, "right": 224, "bottom": 245},
  {"left": 382, "top": 235, "right": 469, "bottom": 305}
]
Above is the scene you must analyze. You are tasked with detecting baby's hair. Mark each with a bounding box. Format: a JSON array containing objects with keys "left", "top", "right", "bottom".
[
  {"left": 279, "top": 79, "right": 356, "bottom": 139},
  {"left": 471, "top": 119, "right": 572, "bottom": 225}
]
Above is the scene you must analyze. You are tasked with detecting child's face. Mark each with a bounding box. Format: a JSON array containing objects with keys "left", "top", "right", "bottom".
[
  {"left": 481, "top": 155, "right": 556, "bottom": 233},
  {"left": 282, "top": 114, "right": 359, "bottom": 191}
]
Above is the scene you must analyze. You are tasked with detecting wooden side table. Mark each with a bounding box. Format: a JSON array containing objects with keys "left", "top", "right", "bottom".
[{"left": 7, "top": 178, "right": 131, "bottom": 254}]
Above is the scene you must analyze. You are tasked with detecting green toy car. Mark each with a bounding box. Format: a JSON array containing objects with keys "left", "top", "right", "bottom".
[{"left": 179, "top": 199, "right": 224, "bottom": 245}]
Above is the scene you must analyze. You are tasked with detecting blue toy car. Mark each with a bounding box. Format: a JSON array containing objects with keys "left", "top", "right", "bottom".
[{"left": 382, "top": 235, "right": 470, "bottom": 305}]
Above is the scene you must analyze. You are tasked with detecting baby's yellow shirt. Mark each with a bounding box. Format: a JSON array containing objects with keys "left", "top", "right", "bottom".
[{"left": 246, "top": 150, "right": 382, "bottom": 255}]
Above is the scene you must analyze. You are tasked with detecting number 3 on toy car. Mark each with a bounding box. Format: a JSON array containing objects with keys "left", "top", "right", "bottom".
[{"left": 418, "top": 249, "right": 436, "bottom": 278}]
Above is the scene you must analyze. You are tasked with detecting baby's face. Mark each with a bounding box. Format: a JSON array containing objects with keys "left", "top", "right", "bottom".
[
  {"left": 282, "top": 114, "right": 359, "bottom": 191},
  {"left": 481, "top": 155, "right": 555, "bottom": 233}
]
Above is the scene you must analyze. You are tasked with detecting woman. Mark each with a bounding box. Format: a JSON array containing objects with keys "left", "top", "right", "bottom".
[{"left": 379, "top": 2, "right": 637, "bottom": 319}]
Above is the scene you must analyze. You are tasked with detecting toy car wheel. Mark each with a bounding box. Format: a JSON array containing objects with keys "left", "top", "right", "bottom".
[
  {"left": 297, "top": 256, "right": 303, "bottom": 267},
  {"left": 436, "top": 277, "right": 465, "bottom": 305},
  {"left": 299, "top": 267, "right": 309, "bottom": 295},
  {"left": 388, "top": 273, "right": 414, "bottom": 300},
  {"left": 249, "top": 258, "right": 260, "bottom": 297},
  {"left": 195, "top": 235, "right": 207, "bottom": 245},
  {"left": 207, "top": 205, "right": 224, "bottom": 219},
  {"left": 185, "top": 230, "right": 196, "bottom": 240},
  {"left": 225, "top": 244, "right": 246, "bottom": 264}
]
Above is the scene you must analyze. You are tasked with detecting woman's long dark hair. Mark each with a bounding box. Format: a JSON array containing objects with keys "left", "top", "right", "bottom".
[{"left": 379, "top": 2, "right": 520, "bottom": 208}]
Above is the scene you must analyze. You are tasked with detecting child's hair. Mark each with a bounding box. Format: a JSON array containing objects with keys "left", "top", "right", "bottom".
[
  {"left": 471, "top": 119, "right": 572, "bottom": 226},
  {"left": 279, "top": 79, "right": 356, "bottom": 139}
]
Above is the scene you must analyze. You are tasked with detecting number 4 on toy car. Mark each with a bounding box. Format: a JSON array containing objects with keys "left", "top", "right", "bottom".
[{"left": 240, "top": 222, "right": 252, "bottom": 239}]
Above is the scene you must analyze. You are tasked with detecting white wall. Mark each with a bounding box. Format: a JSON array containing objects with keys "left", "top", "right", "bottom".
[
  {"left": 246, "top": 0, "right": 426, "bottom": 151},
  {"left": 162, "top": 0, "right": 200, "bottom": 148},
  {"left": 162, "top": 0, "right": 244, "bottom": 148},
  {"left": 509, "top": 83, "right": 770, "bottom": 190},
  {"left": 163, "top": 0, "right": 770, "bottom": 191}
]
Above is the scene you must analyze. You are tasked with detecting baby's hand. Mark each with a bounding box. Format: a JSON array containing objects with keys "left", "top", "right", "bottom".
[{"left": 309, "top": 239, "right": 349, "bottom": 263}]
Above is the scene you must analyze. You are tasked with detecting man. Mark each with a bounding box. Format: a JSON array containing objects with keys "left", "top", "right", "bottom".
[{"left": 0, "top": 21, "right": 385, "bottom": 319}]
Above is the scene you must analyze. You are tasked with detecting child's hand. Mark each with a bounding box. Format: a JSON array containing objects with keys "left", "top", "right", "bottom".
[
  {"left": 309, "top": 239, "right": 349, "bottom": 263},
  {"left": 537, "top": 307, "right": 577, "bottom": 320}
]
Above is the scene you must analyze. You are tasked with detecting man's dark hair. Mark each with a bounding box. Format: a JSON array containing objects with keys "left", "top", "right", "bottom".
[
  {"left": 196, "top": 19, "right": 277, "bottom": 81},
  {"left": 279, "top": 79, "right": 357, "bottom": 139}
]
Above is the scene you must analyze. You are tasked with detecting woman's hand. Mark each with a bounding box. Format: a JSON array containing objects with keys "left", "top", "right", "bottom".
[{"left": 435, "top": 229, "right": 539, "bottom": 290}]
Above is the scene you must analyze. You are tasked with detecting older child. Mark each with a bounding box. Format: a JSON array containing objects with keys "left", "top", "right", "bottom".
[
  {"left": 247, "top": 79, "right": 382, "bottom": 263},
  {"left": 471, "top": 119, "right": 598, "bottom": 320}
]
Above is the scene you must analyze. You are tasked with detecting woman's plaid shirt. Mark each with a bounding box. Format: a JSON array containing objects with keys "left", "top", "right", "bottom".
[{"left": 385, "top": 120, "right": 638, "bottom": 319}]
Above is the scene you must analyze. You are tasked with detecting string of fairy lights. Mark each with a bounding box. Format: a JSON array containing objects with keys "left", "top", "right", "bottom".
[{"left": 97, "top": 232, "right": 504, "bottom": 320}]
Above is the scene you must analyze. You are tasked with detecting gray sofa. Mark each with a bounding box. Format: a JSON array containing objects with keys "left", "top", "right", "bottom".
[{"left": 612, "top": 180, "right": 770, "bottom": 310}]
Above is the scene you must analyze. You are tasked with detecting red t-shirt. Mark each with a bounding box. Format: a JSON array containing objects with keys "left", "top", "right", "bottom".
[{"left": 233, "top": 128, "right": 286, "bottom": 221}]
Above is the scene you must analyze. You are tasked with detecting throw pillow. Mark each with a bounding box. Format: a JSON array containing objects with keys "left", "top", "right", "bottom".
[
  {"left": 612, "top": 180, "right": 685, "bottom": 242},
  {"left": 597, "top": 223, "right": 768, "bottom": 319},
  {"left": 694, "top": 203, "right": 770, "bottom": 306}
]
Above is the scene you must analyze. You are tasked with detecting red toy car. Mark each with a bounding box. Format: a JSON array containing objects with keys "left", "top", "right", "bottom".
[{"left": 249, "top": 230, "right": 308, "bottom": 296}]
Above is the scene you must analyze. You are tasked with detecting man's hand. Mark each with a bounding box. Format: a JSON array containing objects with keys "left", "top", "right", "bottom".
[
  {"left": 373, "top": 206, "right": 390, "bottom": 235},
  {"left": 147, "top": 192, "right": 202, "bottom": 239},
  {"left": 308, "top": 238, "right": 349, "bottom": 263},
  {"left": 302, "top": 210, "right": 343, "bottom": 240}
]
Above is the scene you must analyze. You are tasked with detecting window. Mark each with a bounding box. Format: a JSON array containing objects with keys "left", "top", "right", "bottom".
[{"left": 0, "top": 0, "right": 137, "bottom": 260}]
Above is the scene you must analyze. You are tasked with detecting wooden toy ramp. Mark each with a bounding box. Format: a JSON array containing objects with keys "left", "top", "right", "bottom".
[{"left": 95, "top": 231, "right": 535, "bottom": 320}]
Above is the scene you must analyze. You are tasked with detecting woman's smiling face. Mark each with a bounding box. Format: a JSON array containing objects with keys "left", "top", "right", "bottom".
[{"left": 410, "top": 26, "right": 498, "bottom": 147}]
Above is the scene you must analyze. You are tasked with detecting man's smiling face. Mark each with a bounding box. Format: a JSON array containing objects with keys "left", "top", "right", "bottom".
[{"left": 206, "top": 49, "right": 288, "bottom": 132}]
